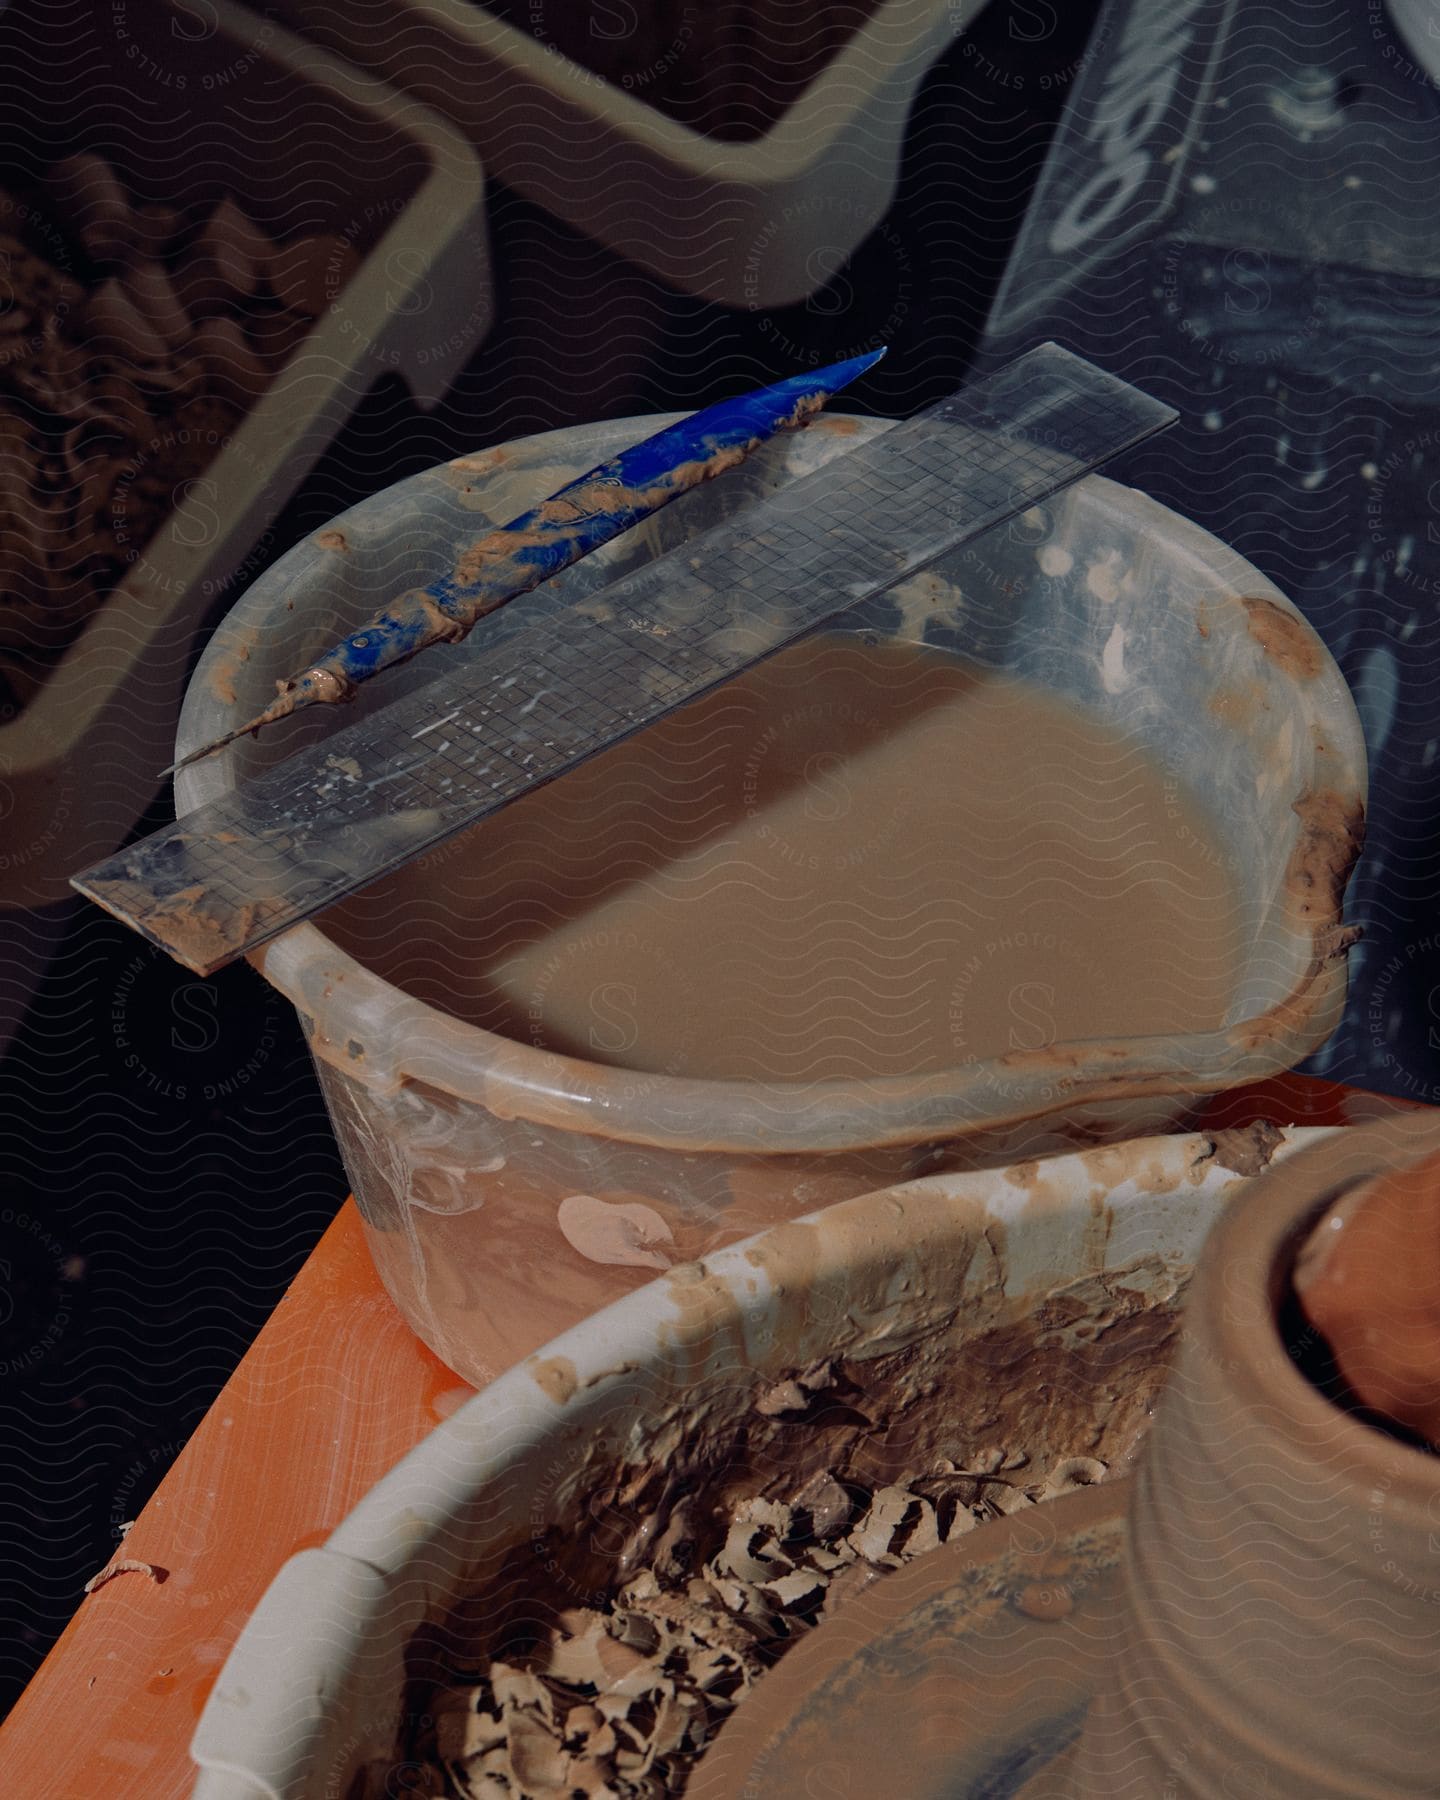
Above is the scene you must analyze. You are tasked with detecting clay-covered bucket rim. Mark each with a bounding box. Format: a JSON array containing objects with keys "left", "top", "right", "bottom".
[{"left": 176, "top": 419, "right": 1366, "bottom": 1153}]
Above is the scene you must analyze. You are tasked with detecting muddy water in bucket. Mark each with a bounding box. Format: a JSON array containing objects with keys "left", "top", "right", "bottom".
[
  {"left": 176, "top": 418, "right": 1367, "bottom": 1388},
  {"left": 323, "top": 634, "right": 1240, "bottom": 1084},
  {"left": 317, "top": 628, "right": 1240, "bottom": 1342}
]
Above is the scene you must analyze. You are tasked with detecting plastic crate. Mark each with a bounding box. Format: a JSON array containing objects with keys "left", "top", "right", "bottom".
[
  {"left": 0, "top": 0, "right": 492, "bottom": 949},
  {"left": 262, "top": 0, "right": 989, "bottom": 305}
]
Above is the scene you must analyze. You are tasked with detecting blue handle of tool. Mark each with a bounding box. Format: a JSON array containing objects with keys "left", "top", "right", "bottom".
[{"left": 306, "top": 349, "right": 886, "bottom": 691}]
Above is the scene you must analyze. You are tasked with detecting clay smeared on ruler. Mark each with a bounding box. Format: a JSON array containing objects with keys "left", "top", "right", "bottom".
[{"left": 72, "top": 346, "right": 1176, "bottom": 975}]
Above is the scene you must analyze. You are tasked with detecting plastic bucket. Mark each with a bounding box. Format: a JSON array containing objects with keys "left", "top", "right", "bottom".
[{"left": 175, "top": 414, "right": 1366, "bottom": 1384}]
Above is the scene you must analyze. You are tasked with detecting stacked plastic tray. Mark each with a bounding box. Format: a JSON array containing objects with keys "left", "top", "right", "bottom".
[{"left": 0, "top": 0, "right": 493, "bottom": 1043}]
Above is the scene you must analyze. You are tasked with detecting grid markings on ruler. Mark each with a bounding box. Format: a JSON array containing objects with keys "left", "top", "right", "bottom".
[{"left": 74, "top": 346, "right": 1176, "bottom": 972}]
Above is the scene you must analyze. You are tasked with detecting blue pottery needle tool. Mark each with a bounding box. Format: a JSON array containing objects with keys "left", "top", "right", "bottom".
[
  {"left": 164, "top": 350, "right": 886, "bottom": 775},
  {"left": 73, "top": 344, "right": 1176, "bottom": 975}
]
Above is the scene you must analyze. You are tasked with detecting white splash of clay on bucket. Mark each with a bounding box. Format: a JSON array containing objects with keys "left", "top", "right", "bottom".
[{"left": 557, "top": 1195, "right": 677, "bottom": 1270}]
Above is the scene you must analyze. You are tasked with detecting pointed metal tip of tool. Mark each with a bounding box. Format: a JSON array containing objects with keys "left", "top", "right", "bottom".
[
  {"left": 157, "top": 696, "right": 293, "bottom": 781},
  {"left": 156, "top": 666, "right": 348, "bottom": 782},
  {"left": 159, "top": 735, "right": 234, "bottom": 780}
]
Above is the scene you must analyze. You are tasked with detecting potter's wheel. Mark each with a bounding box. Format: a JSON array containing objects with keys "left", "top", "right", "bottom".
[{"left": 691, "top": 1482, "right": 1131, "bottom": 1800}]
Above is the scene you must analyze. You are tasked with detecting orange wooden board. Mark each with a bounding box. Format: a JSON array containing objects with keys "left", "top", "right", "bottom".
[
  {"left": 0, "top": 1075, "right": 1422, "bottom": 1798},
  {"left": 0, "top": 1201, "right": 474, "bottom": 1798}
]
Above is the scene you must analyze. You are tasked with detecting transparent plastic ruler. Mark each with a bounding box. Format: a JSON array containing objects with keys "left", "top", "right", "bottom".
[{"left": 74, "top": 344, "right": 1176, "bottom": 974}]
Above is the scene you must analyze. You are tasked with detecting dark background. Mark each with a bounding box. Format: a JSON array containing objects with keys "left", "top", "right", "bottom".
[{"left": 0, "top": 0, "right": 1108, "bottom": 1713}]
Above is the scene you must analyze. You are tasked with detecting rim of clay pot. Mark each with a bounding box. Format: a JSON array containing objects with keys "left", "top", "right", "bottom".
[
  {"left": 176, "top": 420, "right": 1367, "bottom": 1153},
  {"left": 1190, "top": 1110, "right": 1440, "bottom": 1516}
]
